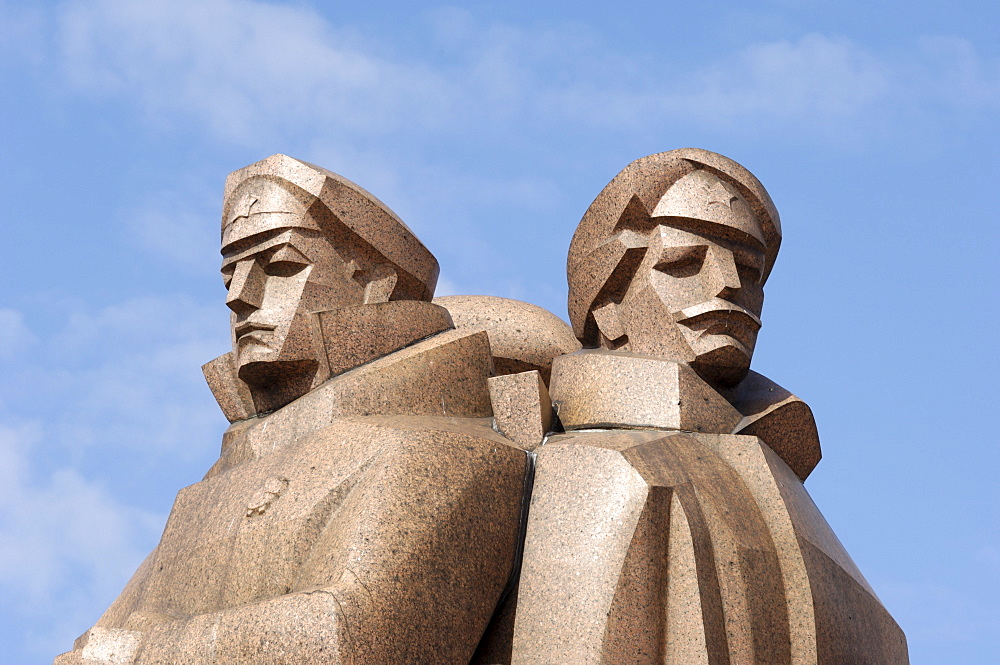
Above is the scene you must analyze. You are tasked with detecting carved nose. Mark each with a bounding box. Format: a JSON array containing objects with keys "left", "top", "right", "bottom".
[
  {"left": 703, "top": 246, "right": 741, "bottom": 300},
  {"left": 226, "top": 259, "right": 266, "bottom": 316}
]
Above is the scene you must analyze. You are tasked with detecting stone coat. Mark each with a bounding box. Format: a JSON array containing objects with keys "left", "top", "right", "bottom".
[
  {"left": 56, "top": 328, "right": 530, "bottom": 665},
  {"left": 506, "top": 350, "right": 908, "bottom": 665}
]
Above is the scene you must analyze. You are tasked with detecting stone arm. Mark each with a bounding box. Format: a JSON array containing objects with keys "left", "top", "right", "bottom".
[
  {"left": 57, "top": 589, "right": 354, "bottom": 664},
  {"left": 56, "top": 417, "right": 528, "bottom": 665}
]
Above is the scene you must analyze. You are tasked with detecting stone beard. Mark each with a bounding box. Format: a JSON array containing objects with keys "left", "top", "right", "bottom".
[{"left": 55, "top": 150, "right": 908, "bottom": 665}]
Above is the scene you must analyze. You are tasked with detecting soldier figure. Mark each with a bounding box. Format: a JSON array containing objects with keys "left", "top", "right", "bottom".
[
  {"left": 55, "top": 150, "right": 909, "bottom": 665},
  {"left": 508, "top": 149, "right": 909, "bottom": 664},
  {"left": 55, "top": 155, "right": 532, "bottom": 664}
]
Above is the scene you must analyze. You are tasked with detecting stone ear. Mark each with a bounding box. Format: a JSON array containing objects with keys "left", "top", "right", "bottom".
[
  {"left": 592, "top": 301, "right": 625, "bottom": 343},
  {"left": 363, "top": 264, "right": 399, "bottom": 304}
]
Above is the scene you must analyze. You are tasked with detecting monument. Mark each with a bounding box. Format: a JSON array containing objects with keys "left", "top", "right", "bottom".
[
  {"left": 55, "top": 150, "right": 908, "bottom": 664},
  {"left": 503, "top": 149, "right": 909, "bottom": 664}
]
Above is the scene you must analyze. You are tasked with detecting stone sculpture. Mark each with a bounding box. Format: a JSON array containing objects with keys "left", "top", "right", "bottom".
[
  {"left": 56, "top": 149, "right": 908, "bottom": 664},
  {"left": 505, "top": 149, "right": 909, "bottom": 664},
  {"left": 54, "top": 155, "right": 548, "bottom": 664}
]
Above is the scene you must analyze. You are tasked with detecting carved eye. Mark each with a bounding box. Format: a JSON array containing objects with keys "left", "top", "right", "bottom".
[
  {"left": 221, "top": 266, "right": 235, "bottom": 289},
  {"left": 264, "top": 244, "right": 310, "bottom": 277},
  {"left": 654, "top": 245, "right": 706, "bottom": 278},
  {"left": 734, "top": 250, "right": 765, "bottom": 285},
  {"left": 737, "top": 262, "right": 762, "bottom": 286},
  {"left": 264, "top": 259, "right": 308, "bottom": 277}
]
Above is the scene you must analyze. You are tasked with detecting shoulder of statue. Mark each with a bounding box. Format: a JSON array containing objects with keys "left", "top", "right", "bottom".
[
  {"left": 201, "top": 301, "right": 457, "bottom": 425},
  {"left": 730, "top": 370, "right": 822, "bottom": 481}
]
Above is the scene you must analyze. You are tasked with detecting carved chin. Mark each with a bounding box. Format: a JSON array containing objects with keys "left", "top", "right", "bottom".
[
  {"left": 237, "top": 358, "right": 318, "bottom": 389},
  {"left": 689, "top": 337, "right": 752, "bottom": 387}
]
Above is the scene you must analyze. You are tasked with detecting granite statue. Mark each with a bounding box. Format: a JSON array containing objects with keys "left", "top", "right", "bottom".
[
  {"left": 53, "top": 155, "right": 560, "bottom": 664},
  {"left": 504, "top": 149, "right": 909, "bottom": 664},
  {"left": 55, "top": 149, "right": 908, "bottom": 664}
]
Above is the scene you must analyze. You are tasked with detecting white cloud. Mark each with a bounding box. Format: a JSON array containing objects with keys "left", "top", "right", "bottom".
[
  {"left": 42, "top": 0, "right": 1000, "bottom": 157},
  {"left": 49, "top": 0, "right": 1000, "bottom": 152},
  {"left": 914, "top": 36, "right": 1000, "bottom": 110},
  {"left": 0, "top": 422, "right": 163, "bottom": 654},
  {"left": 0, "top": 423, "right": 160, "bottom": 602},
  {"left": 1, "top": 295, "right": 229, "bottom": 461},
  {"left": 524, "top": 33, "right": 892, "bottom": 137},
  {"left": 56, "top": 0, "right": 452, "bottom": 143},
  {"left": 51, "top": 295, "right": 222, "bottom": 357},
  {"left": 0, "top": 308, "right": 37, "bottom": 361},
  {"left": 126, "top": 189, "right": 220, "bottom": 275},
  {"left": 0, "top": 296, "right": 230, "bottom": 654},
  {"left": 48, "top": 296, "right": 228, "bottom": 457},
  {"left": 677, "top": 34, "right": 891, "bottom": 121}
]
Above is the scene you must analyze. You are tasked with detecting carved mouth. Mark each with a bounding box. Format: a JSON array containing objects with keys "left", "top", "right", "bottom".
[
  {"left": 674, "top": 300, "right": 761, "bottom": 347},
  {"left": 235, "top": 321, "right": 276, "bottom": 339}
]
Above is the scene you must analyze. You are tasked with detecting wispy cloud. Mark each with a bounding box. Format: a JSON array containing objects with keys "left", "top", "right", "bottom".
[
  {"left": 124, "top": 187, "right": 221, "bottom": 276},
  {"left": 56, "top": 0, "right": 451, "bottom": 143},
  {"left": 0, "top": 422, "right": 161, "bottom": 603},
  {"left": 48, "top": 2, "right": 1000, "bottom": 146},
  {"left": 2, "top": 297, "right": 229, "bottom": 461},
  {"left": 912, "top": 35, "right": 1000, "bottom": 110},
  {"left": 671, "top": 33, "right": 890, "bottom": 121},
  {"left": 0, "top": 422, "right": 163, "bottom": 655},
  {"left": 0, "top": 296, "right": 229, "bottom": 654},
  {"left": 0, "top": 308, "right": 37, "bottom": 362}
]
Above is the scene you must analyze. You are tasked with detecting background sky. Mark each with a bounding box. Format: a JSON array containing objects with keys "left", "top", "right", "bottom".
[{"left": 1, "top": 1, "right": 997, "bottom": 663}]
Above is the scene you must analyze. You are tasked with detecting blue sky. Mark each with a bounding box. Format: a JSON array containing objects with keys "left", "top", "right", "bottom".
[{"left": 1, "top": 1, "right": 997, "bottom": 662}]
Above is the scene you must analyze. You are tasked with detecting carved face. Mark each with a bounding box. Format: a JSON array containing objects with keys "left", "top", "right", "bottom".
[
  {"left": 583, "top": 169, "right": 769, "bottom": 387},
  {"left": 601, "top": 218, "right": 764, "bottom": 389},
  {"left": 620, "top": 222, "right": 765, "bottom": 382},
  {"left": 221, "top": 228, "right": 366, "bottom": 387}
]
